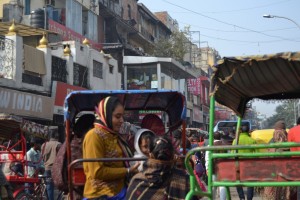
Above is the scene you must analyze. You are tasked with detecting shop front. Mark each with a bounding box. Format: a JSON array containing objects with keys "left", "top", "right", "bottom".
[{"left": 0, "top": 87, "right": 53, "bottom": 142}]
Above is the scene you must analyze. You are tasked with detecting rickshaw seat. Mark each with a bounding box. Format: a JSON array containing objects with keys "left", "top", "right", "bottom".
[
  {"left": 6, "top": 175, "right": 39, "bottom": 183},
  {"left": 72, "top": 168, "right": 86, "bottom": 186},
  {"left": 215, "top": 157, "right": 300, "bottom": 181}
]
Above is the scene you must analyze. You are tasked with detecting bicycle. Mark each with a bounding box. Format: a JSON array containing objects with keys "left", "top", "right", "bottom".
[{"left": 14, "top": 174, "right": 48, "bottom": 200}]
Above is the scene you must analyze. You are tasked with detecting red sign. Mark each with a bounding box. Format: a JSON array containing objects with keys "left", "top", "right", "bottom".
[
  {"left": 187, "top": 78, "right": 201, "bottom": 95},
  {"left": 48, "top": 19, "right": 102, "bottom": 51},
  {"left": 52, "top": 81, "right": 86, "bottom": 114}
]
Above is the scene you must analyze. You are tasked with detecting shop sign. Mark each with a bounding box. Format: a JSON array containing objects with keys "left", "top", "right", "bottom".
[
  {"left": 52, "top": 81, "right": 86, "bottom": 115},
  {"left": 187, "top": 78, "right": 201, "bottom": 95},
  {"left": 138, "top": 110, "right": 162, "bottom": 121},
  {"left": 0, "top": 87, "right": 54, "bottom": 120},
  {"left": 192, "top": 107, "right": 203, "bottom": 123},
  {"left": 48, "top": 19, "right": 102, "bottom": 50}
]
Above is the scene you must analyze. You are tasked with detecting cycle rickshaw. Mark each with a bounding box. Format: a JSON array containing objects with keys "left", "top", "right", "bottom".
[
  {"left": 0, "top": 114, "right": 49, "bottom": 199},
  {"left": 185, "top": 52, "right": 300, "bottom": 199},
  {"left": 63, "top": 90, "right": 188, "bottom": 200}
]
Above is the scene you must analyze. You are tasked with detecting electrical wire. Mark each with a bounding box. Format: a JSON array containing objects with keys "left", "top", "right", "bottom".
[{"left": 162, "top": 0, "right": 300, "bottom": 43}]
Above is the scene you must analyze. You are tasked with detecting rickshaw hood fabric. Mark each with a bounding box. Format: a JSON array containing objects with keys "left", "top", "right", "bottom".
[{"left": 210, "top": 52, "right": 300, "bottom": 117}]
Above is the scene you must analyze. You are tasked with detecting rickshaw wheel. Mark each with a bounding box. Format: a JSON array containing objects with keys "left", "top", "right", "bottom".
[{"left": 14, "top": 191, "right": 33, "bottom": 200}]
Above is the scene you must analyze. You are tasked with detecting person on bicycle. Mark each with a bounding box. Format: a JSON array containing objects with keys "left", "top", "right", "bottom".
[{"left": 41, "top": 129, "right": 62, "bottom": 200}]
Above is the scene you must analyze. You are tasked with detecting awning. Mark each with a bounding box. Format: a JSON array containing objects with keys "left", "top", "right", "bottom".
[
  {"left": 210, "top": 52, "right": 300, "bottom": 117},
  {"left": 0, "top": 22, "right": 55, "bottom": 36},
  {"left": 0, "top": 114, "right": 50, "bottom": 139}
]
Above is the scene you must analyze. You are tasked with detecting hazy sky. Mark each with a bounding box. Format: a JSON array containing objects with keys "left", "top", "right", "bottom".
[{"left": 139, "top": 0, "right": 299, "bottom": 117}]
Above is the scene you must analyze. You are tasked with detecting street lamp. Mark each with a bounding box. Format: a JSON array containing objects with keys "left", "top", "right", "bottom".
[{"left": 263, "top": 14, "right": 300, "bottom": 30}]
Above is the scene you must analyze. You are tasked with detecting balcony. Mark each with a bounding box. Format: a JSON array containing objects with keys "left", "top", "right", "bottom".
[{"left": 0, "top": 36, "right": 14, "bottom": 79}]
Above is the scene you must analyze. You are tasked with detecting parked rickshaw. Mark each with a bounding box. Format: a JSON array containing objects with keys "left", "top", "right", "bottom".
[
  {"left": 0, "top": 114, "right": 49, "bottom": 199},
  {"left": 63, "top": 90, "right": 188, "bottom": 200},
  {"left": 185, "top": 52, "right": 300, "bottom": 199}
]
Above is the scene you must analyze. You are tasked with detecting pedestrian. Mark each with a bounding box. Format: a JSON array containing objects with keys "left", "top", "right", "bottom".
[
  {"left": 205, "top": 131, "right": 227, "bottom": 200},
  {"left": 232, "top": 125, "right": 256, "bottom": 200},
  {"left": 26, "top": 138, "right": 44, "bottom": 194},
  {"left": 41, "top": 129, "right": 62, "bottom": 200},
  {"left": 82, "top": 96, "right": 139, "bottom": 199},
  {"left": 288, "top": 117, "right": 300, "bottom": 199},
  {"left": 261, "top": 120, "right": 296, "bottom": 200}
]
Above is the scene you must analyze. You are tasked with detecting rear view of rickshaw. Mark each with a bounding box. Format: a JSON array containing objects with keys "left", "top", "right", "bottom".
[
  {"left": 63, "top": 90, "right": 188, "bottom": 200},
  {"left": 185, "top": 52, "right": 300, "bottom": 199}
]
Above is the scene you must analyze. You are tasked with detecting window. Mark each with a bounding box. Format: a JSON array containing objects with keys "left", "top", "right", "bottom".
[
  {"left": 74, "top": 63, "right": 88, "bottom": 88},
  {"left": 128, "top": 5, "right": 131, "bottom": 19},
  {"left": 109, "top": 65, "right": 113, "bottom": 74},
  {"left": 93, "top": 60, "right": 103, "bottom": 78},
  {"left": 25, "top": 0, "right": 30, "bottom": 15}
]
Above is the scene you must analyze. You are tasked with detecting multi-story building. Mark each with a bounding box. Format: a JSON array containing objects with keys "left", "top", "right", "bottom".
[{"left": 0, "top": 21, "right": 120, "bottom": 139}]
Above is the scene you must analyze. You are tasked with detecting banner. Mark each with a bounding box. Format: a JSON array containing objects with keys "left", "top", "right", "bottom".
[
  {"left": 0, "top": 87, "right": 54, "bottom": 120},
  {"left": 52, "top": 81, "right": 86, "bottom": 115},
  {"left": 187, "top": 78, "right": 201, "bottom": 95},
  {"left": 48, "top": 19, "right": 102, "bottom": 50}
]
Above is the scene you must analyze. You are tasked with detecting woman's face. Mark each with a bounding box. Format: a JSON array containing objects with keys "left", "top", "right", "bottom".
[{"left": 112, "top": 104, "right": 125, "bottom": 132}]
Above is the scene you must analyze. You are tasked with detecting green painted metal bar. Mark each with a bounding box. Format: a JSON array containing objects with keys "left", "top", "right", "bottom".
[
  {"left": 235, "top": 117, "right": 242, "bottom": 145},
  {"left": 212, "top": 151, "right": 300, "bottom": 158},
  {"left": 213, "top": 181, "right": 300, "bottom": 187},
  {"left": 207, "top": 95, "right": 215, "bottom": 200},
  {"left": 187, "top": 142, "right": 300, "bottom": 153}
]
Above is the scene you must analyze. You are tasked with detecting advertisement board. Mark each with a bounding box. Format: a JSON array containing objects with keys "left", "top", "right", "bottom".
[
  {"left": 0, "top": 87, "right": 54, "bottom": 120},
  {"left": 52, "top": 81, "right": 86, "bottom": 115},
  {"left": 48, "top": 19, "right": 102, "bottom": 50},
  {"left": 187, "top": 78, "right": 201, "bottom": 95}
]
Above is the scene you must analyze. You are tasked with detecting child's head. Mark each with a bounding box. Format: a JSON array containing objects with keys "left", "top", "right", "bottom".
[
  {"left": 139, "top": 131, "right": 155, "bottom": 156},
  {"left": 134, "top": 129, "right": 155, "bottom": 157}
]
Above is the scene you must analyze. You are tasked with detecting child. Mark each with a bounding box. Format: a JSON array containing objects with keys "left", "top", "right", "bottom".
[{"left": 131, "top": 129, "right": 155, "bottom": 172}]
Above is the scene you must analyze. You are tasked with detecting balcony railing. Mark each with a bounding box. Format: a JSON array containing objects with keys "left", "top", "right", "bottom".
[
  {"left": 51, "top": 56, "right": 68, "bottom": 83},
  {"left": 73, "top": 63, "right": 88, "bottom": 88},
  {"left": 0, "top": 36, "right": 14, "bottom": 79}
]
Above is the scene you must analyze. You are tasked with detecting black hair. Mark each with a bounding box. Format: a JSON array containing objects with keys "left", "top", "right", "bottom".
[
  {"left": 241, "top": 125, "right": 249, "bottom": 132},
  {"left": 50, "top": 129, "right": 58, "bottom": 139},
  {"left": 172, "top": 129, "right": 182, "bottom": 139},
  {"left": 297, "top": 117, "right": 300, "bottom": 125},
  {"left": 213, "top": 131, "right": 221, "bottom": 140},
  {"left": 139, "top": 131, "right": 155, "bottom": 146},
  {"left": 74, "top": 114, "right": 95, "bottom": 137},
  {"left": 150, "top": 136, "right": 174, "bottom": 161}
]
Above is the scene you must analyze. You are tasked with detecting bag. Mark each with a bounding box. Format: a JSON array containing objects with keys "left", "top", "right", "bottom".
[{"left": 51, "top": 141, "right": 68, "bottom": 192}]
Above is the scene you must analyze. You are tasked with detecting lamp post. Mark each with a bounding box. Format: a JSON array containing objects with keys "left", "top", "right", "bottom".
[
  {"left": 263, "top": 14, "right": 300, "bottom": 30},
  {"left": 263, "top": 14, "right": 300, "bottom": 125}
]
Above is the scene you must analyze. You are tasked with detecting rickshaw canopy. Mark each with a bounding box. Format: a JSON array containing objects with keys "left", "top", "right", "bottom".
[
  {"left": 210, "top": 52, "right": 300, "bottom": 117},
  {"left": 64, "top": 90, "right": 186, "bottom": 129}
]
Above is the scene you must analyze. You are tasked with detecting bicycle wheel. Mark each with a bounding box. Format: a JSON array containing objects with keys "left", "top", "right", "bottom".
[
  {"left": 14, "top": 191, "right": 33, "bottom": 200},
  {"left": 56, "top": 191, "right": 65, "bottom": 200}
]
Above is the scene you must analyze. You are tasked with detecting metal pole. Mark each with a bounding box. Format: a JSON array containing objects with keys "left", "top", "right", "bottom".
[{"left": 263, "top": 14, "right": 300, "bottom": 30}]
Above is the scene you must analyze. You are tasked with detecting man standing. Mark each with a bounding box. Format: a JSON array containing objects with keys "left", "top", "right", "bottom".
[
  {"left": 26, "top": 138, "right": 44, "bottom": 194},
  {"left": 232, "top": 125, "right": 256, "bottom": 200},
  {"left": 41, "top": 129, "right": 62, "bottom": 200}
]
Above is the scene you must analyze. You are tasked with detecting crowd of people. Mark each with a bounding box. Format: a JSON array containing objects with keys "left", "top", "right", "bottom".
[{"left": 1, "top": 95, "right": 300, "bottom": 200}]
